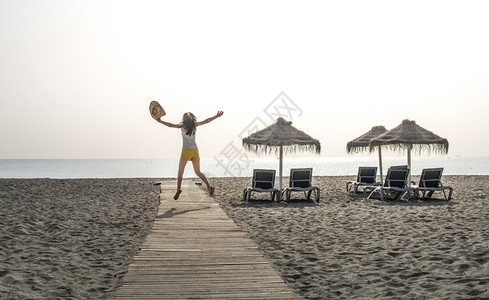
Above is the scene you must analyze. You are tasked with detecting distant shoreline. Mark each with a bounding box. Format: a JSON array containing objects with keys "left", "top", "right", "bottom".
[{"left": 1, "top": 157, "right": 488, "bottom": 178}]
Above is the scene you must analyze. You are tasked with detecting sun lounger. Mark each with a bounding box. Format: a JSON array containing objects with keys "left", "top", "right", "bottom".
[
  {"left": 366, "top": 166, "right": 415, "bottom": 201},
  {"left": 243, "top": 169, "right": 280, "bottom": 202},
  {"left": 415, "top": 168, "right": 453, "bottom": 200},
  {"left": 346, "top": 166, "right": 380, "bottom": 194},
  {"left": 284, "top": 168, "right": 320, "bottom": 202},
  {"left": 361, "top": 165, "right": 407, "bottom": 197}
]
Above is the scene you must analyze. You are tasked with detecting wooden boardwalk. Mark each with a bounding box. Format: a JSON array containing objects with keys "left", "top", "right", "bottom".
[{"left": 114, "top": 180, "right": 299, "bottom": 299}]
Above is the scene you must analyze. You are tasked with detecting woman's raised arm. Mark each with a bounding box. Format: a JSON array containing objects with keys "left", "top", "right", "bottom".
[
  {"left": 196, "top": 111, "right": 224, "bottom": 126},
  {"left": 156, "top": 118, "right": 182, "bottom": 128}
]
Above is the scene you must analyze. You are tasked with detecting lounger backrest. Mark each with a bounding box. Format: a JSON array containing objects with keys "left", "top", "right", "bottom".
[
  {"left": 384, "top": 167, "right": 409, "bottom": 188},
  {"left": 357, "top": 167, "right": 377, "bottom": 184},
  {"left": 289, "top": 168, "right": 312, "bottom": 188},
  {"left": 390, "top": 165, "right": 408, "bottom": 170},
  {"left": 419, "top": 168, "right": 443, "bottom": 188},
  {"left": 252, "top": 169, "right": 276, "bottom": 189},
  {"left": 383, "top": 165, "right": 409, "bottom": 186}
]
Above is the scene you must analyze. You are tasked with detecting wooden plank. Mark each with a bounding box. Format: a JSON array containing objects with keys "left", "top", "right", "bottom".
[{"left": 114, "top": 179, "right": 299, "bottom": 299}]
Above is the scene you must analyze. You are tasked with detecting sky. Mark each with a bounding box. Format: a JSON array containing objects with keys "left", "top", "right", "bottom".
[{"left": 1, "top": 0, "right": 489, "bottom": 159}]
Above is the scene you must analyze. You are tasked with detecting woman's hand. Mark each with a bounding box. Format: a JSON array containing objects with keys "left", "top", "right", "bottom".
[{"left": 216, "top": 111, "right": 224, "bottom": 117}]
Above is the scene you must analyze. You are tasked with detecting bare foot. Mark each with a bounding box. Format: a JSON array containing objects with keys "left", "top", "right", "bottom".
[{"left": 208, "top": 186, "right": 215, "bottom": 197}]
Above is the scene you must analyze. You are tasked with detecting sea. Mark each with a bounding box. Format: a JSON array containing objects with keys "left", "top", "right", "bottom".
[{"left": 0, "top": 156, "right": 488, "bottom": 179}]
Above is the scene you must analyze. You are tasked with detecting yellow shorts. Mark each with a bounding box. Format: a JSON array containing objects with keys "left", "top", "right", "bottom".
[{"left": 180, "top": 148, "right": 200, "bottom": 162}]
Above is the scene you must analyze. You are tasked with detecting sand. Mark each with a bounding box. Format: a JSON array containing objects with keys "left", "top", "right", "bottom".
[
  {"left": 1, "top": 176, "right": 488, "bottom": 299},
  {"left": 212, "top": 175, "right": 489, "bottom": 299},
  {"left": 0, "top": 178, "right": 160, "bottom": 299}
]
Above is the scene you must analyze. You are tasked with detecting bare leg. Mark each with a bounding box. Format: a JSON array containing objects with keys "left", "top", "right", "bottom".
[
  {"left": 175, "top": 159, "right": 187, "bottom": 200},
  {"left": 192, "top": 160, "right": 213, "bottom": 195}
]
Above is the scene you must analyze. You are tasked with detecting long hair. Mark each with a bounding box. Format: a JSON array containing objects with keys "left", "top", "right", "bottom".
[{"left": 182, "top": 112, "right": 197, "bottom": 136}]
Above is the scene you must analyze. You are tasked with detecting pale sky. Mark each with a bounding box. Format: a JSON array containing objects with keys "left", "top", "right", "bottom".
[{"left": 1, "top": 0, "right": 489, "bottom": 159}]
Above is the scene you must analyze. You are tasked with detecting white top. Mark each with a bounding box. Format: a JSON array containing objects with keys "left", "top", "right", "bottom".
[{"left": 181, "top": 131, "right": 197, "bottom": 149}]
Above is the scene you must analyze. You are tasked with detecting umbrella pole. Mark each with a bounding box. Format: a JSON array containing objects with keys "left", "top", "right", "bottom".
[
  {"left": 278, "top": 146, "right": 283, "bottom": 201},
  {"left": 378, "top": 146, "right": 383, "bottom": 183},
  {"left": 407, "top": 145, "right": 412, "bottom": 187}
]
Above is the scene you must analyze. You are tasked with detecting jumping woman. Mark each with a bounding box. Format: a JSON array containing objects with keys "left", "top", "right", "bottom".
[{"left": 156, "top": 111, "right": 224, "bottom": 200}]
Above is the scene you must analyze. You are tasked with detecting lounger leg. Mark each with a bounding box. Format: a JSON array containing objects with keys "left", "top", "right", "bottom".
[
  {"left": 273, "top": 192, "right": 278, "bottom": 202},
  {"left": 399, "top": 191, "right": 411, "bottom": 201},
  {"left": 367, "top": 187, "right": 378, "bottom": 200}
]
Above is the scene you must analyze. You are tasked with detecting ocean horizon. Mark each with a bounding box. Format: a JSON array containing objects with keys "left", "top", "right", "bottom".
[{"left": 0, "top": 156, "right": 488, "bottom": 179}]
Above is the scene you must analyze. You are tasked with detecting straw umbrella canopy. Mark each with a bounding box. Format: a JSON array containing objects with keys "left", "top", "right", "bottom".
[
  {"left": 369, "top": 119, "right": 449, "bottom": 186},
  {"left": 346, "top": 125, "right": 388, "bottom": 182},
  {"left": 242, "top": 117, "right": 321, "bottom": 200}
]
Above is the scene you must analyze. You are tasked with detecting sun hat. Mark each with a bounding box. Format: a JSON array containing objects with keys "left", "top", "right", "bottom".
[{"left": 149, "top": 101, "right": 166, "bottom": 119}]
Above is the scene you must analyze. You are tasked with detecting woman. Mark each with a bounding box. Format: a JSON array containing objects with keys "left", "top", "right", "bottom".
[{"left": 157, "top": 111, "right": 224, "bottom": 200}]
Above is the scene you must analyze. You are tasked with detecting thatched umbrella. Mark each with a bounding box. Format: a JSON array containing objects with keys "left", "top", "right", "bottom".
[
  {"left": 369, "top": 119, "right": 449, "bottom": 186},
  {"left": 242, "top": 117, "right": 321, "bottom": 201},
  {"left": 346, "top": 125, "right": 388, "bottom": 183}
]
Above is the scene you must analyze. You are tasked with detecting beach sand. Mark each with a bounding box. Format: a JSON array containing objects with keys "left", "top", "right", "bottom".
[
  {"left": 212, "top": 175, "right": 489, "bottom": 299},
  {"left": 0, "top": 178, "right": 160, "bottom": 299},
  {"left": 1, "top": 176, "right": 488, "bottom": 299}
]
